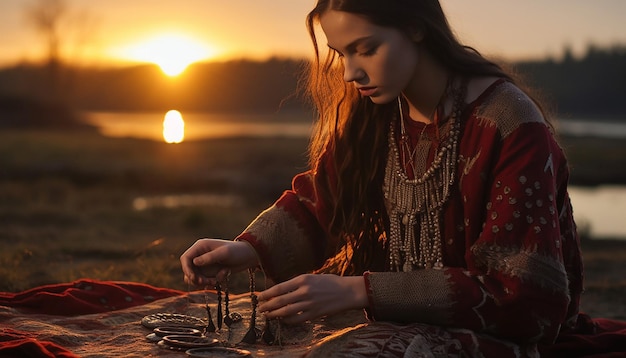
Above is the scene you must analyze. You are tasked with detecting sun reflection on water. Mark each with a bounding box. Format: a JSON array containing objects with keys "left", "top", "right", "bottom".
[{"left": 163, "top": 110, "right": 185, "bottom": 143}]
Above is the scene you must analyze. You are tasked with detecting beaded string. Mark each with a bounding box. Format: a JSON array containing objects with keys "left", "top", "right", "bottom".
[
  {"left": 398, "top": 94, "right": 441, "bottom": 179},
  {"left": 241, "top": 268, "right": 258, "bottom": 344},
  {"left": 223, "top": 278, "right": 233, "bottom": 327},
  {"left": 260, "top": 268, "right": 280, "bottom": 346},
  {"left": 203, "top": 286, "right": 216, "bottom": 334},
  {"left": 384, "top": 77, "right": 467, "bottom": 271},
  {"left": 218, "top": 274, "right": 243, "bottom": 343},
  {"left": 171, "top": 269, "right": 281, "bottom": 347},
  {"left": 261, "top": 316, "right": 276, "bottom": 345},
  {"left": 216, "top": 283, "right": 223, "bottom": 330}
]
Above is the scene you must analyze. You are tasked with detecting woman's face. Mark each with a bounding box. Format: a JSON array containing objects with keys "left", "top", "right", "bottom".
[{"left": 320, "top": 10, "right": 420, "bottom": 104}]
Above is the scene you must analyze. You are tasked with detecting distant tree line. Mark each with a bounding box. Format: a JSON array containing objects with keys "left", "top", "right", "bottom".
[
  {"left": 0, "top": 58, "right": 306, "bottom": 114},
  {"left": 0, "top": 44, "right": 625, "bottom": 122},
  {"left": 514, "top": 44, "right": 626, "bottom": 119}
]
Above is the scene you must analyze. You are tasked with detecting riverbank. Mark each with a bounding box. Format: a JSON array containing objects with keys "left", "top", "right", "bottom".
[{"left": 560, "top": 134, "right": 626, "bottom": 186}]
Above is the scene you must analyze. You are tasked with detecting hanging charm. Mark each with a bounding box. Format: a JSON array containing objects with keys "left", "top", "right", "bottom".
[
  {"left": 203, "top": 287, "right": 216, "bottom": 334},
  {"left": 216, "top": 283, "right": 223, "bottom": 330},
  {"left": 241, "top": 269, "right": 259, "bottom": 344},
  {"left": 261, "top": 317, "right": 276, "bottom": 345},
  {"left": 223, "top": 279, "right": 234, "bottom": 328}
]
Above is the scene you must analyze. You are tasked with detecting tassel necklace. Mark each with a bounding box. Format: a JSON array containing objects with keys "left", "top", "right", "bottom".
[{"left": 383, "top": 77, "right": 467, "bottom": 271}]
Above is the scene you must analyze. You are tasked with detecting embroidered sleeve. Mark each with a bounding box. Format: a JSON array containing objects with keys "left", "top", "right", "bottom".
[
  {"left": 235, "top": 154, "right": 335, "bottom": 283},
  {"left": 365, "top": 83, "right": 581, "bottom": 344},
  {"left": 456, "top": 119, "right": 574, "bottom": 343}
]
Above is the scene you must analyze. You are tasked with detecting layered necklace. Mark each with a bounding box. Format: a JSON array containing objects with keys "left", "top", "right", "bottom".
[{"left": 383, "top": 77, "right": 467, "bottom": 271}]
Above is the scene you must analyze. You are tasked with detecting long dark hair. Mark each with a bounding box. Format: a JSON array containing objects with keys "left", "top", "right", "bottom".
[{"left": 304, "top": 0, "right": 513, "bottom": 274}]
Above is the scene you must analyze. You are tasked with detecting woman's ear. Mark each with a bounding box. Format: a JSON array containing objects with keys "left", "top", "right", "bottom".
[
  {"left": 411, "top": 30, "right": 424, "bottom": 43},
  {"left": 406, "top": 26, "right": 425, "bottom": 43}
]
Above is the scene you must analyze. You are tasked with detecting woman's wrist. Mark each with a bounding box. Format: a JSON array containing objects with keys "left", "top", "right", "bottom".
[
  {"left": 344, "top": 275, "right": 369, "bottom": 310},
  {"left": 233, "top": 238, "right": 263, "bottom": 271}
]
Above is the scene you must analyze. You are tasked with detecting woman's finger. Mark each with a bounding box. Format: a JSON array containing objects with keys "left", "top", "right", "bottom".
[
  {"left": 216, "top": 268, "right": 231, "bottom": 284},
  {"left": 180, "top": 240, "right": 226, "bottom": 286},
  {"left": 257, "top": 278, "right": 299, "bottom": 302},
  {"left": 263, "top": 300, "right": 311, "bottom": 322},
  {"left": 258, "top": 285, "right": 309, "bottom": 313},
  {"left": 180, "top": 239, "right": 259, "bottom": 288}
]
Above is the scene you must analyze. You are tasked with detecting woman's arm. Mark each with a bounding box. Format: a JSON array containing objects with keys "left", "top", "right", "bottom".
[
  {"left": 257, "top": 274, "right": 368, "bottom": 324},
  {"left": 235, "top": 151, "right": 338, "bottom": 282}
]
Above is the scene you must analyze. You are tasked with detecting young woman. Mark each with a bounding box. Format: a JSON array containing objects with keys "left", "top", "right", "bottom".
[{"left": 180, "top": 0, "right": 606, "bottom": 355}]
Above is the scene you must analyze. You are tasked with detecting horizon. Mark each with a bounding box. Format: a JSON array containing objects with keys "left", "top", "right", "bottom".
[
  {"left": 0, "top": 40, "right": 622, "bottom": 79},
  {"left": 0, "top": 0, "right": 625, "bottom": 71}
]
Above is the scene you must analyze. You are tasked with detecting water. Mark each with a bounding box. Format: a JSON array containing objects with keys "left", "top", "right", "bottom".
[
  {"left": 85, "top": 111, "right": 626, "bottom": 240},
  {"left": 85, "top": 111, "right": 626, "bottom": 141},
  {"left": 132, "top": 193, "right": 243, "bottom": 211},
  {"left": 568, "top": 186, "right": 626, "bottom": 240},
  {"left": 557, "top": 118, "right": 626, "bottom": 139},
  {"left": 84, "top": 110, "right": 314, "bottom": 141}
]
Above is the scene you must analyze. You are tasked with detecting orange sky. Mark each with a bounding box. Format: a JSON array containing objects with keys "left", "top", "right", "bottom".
[{"left": 1, "top": 0, "right": 625, "bottom": 69}]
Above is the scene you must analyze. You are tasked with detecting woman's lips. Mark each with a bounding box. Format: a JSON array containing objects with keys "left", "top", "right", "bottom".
[{"left": 358, "top": 87, "right": 377, "bottom": 97}]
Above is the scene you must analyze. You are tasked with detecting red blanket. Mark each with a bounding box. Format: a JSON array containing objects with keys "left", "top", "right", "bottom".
[
  {"left": 0, "top": 279, "right": 184, "bottom": 316},
  {"left": 540, "top": 313, "right": 626, "bottom": 357},
  {"left": 2, "top": 279, "right": 625, "bottom": 357},
  {"left": 0, "top": 279, "right": 339, "bottom": 357},
  {"left": 0, "top": 279, "right": 183, "bottom": 357}
]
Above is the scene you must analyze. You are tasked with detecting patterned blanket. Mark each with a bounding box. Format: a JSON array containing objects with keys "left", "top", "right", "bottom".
[
  {"left": 2, "top": 279, "right": 625, "bottom": 357},
  {"left": 0, "top": 279, "right": 371, "bottom": 357}
]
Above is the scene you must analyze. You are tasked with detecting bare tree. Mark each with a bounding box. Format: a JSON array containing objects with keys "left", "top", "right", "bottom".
[
  {"left": 24, "top": 0, "right": 69, "bottom": 102},
  {"left": 24, "top": 0, "right": 98, "bottom": 106},
  {"left": 25, "top": 0, "right": 67, "bottom": 67}
]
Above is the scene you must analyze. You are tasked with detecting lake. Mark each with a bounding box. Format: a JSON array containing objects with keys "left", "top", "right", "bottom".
[
  {"left": 85, "top": 111, "right": 626, "bottom": 240},
  {"left": 568, "top": 186, "right": 626, "bottom": 239},
  {"left": 85, "top": 111, "right": 626, "bottom": 141},
  {"left": 556, "top": 118, "right": 626, "bottom": 139},
  {"left": 84, "top": 110, "right": 315, "bottom": 141}
]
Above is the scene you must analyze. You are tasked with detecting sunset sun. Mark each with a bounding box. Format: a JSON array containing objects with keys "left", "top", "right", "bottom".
[{"left": 112, "top": 33, "right": 218, "bottom": 76}]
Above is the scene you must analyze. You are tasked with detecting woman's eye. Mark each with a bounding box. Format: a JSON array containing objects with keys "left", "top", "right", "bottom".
[{"left": 360, "top": 47, "right": 377, "bottom": 57}]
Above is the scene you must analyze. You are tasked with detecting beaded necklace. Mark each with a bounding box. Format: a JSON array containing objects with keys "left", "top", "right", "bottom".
[
  {"left": 398, "top": 97, "right": 435, "bottom": 178},
  {"left": 383, "top": 78, "right": 467, "bottom": 271}
]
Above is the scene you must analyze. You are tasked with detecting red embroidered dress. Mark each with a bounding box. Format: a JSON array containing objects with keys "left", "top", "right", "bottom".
[{"left": 236, "top": 80, "right": 587, "bottom": 355}]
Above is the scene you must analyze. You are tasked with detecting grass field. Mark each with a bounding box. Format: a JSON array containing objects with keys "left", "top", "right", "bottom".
[
  {"left": 0, "top": 130, "right": 309, "bottom": 293},
  {"left": 0, "top": 129, "right": 624, "bottom": 319}
]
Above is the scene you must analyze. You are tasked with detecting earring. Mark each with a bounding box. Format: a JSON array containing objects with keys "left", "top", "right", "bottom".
[{"left": 411, "top": 31, "right": 424, "bottom": 42}]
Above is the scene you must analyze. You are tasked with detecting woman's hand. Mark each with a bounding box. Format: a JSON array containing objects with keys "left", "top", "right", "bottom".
[
  {"left": 180, "top": 238, "right": 259, "bottom": 287},
  {"left": 257, "top": 274, "right": 368, "bottom": 325}
]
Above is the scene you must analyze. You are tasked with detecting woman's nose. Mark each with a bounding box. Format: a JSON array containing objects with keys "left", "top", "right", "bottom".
[{"left": 343, "top": 58, "right": 365, "bottom": 83}]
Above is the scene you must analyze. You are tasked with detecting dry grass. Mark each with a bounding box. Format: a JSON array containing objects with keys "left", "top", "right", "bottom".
[
  {"left": 0, "top": 130, "right": 308, "bottom": 293},
  {"left": 578, "top": 240, "right": 626, "bottom": 320},
  {"left": 0, "top": 177, "right": 259, "bottom": 292}
]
